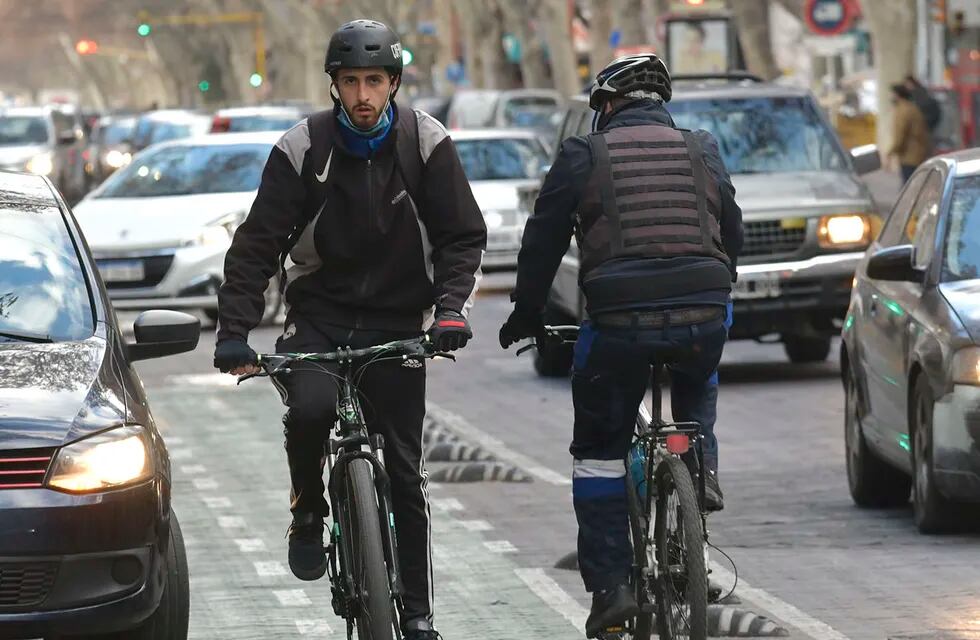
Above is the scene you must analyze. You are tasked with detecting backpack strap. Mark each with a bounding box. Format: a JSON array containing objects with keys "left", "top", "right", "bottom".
[{"left": 394, "top": 107, "right": 423, "bottom": 206}]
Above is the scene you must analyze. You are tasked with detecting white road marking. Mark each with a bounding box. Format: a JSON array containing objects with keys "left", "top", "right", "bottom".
[
  {"left": 427, "top": 403, "right": 571, "bottom": 486},
  {"left": 484, "top": 540, "right": 518, "bottom": 553},
  {"left": 254, "top": 561, "right": 288, "bottom": 577},
  {"left": 710, "top": 562, "right": 850, "bottom": 640},
  {"left": 430, "top": 497, "right": 464, "bottom": 512},
  {"left": 275, "top": 589, "right": 312, "bottom": 607},
  {"left": 458, "top": 519, "right": 494, "bottom": 532},
  {"left": 296, "top": 619, "right": 333, "bottom": 635},
  {"left": 193, "top": 478, "right": 219, "bottom": 491},
  {"left": 180, "top": 464, "right": 207, "bottom": 475},
  {"left": 514, "top": 568, "right": 586, "bottom": 632},
  {"left": 201, "top": 496, "right": 232, "bottom": 509},
  {"left": 234, "top": 538, "right": 268, "bottom": 553},
  {"left": 170, "top": 448, "right": 193, "bottom": 460},
  {"left": 218, "top": 516, "right": 247, "bottom": 529}
]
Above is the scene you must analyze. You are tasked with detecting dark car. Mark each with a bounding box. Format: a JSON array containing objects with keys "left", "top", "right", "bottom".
[
  {"left": 0, "top": 170, "right": 199, "bottom": 638},
  {"left": 841, "top": 149, "right": 980, "bottom": 533},
  {"left": 533, "top": 76, "right": 881, "bottom": 375}
]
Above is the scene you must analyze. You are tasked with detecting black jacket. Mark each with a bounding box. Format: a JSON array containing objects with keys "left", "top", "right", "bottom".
[
  {"left": 217, "top": 105, "right": 487, "bottom": 341},
  {"left": 512, "top": 99, "right": 743, "bottom": 315}
]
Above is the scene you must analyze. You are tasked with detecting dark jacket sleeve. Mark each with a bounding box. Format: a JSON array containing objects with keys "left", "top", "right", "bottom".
[
  {"left": 416, "top": 120, "right": 487, "bottom": 316},
  {"left": 512, "top": 135, "right": 593, "bottom": 313},
  {"left": 695, "top": 129, "right": 743, "bottom": 280},
  {"left": 216, "top": 129, "right": 309, "bottom": 341}
]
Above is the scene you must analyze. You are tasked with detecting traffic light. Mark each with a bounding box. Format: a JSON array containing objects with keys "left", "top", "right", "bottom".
[
  {"left": 137, "top": 22, "right": 152, "bottom": 37},
  {"left": 401, "top": 47, "right": 414, "bottom": 66},
  {"left": 249, "top": 73, "right": 263, "bottom": 87},
  {"left": 198, "top": 80, "right": 211, "bottom": 92},
  {"left": 75, "top": 39, "right": 99, "bottom": 55}
]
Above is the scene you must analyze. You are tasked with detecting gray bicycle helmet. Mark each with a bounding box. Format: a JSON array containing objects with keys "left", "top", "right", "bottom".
[
  {"left": 324, "top": 20, "right": 403, "bottom": 78},
  {"left": 589, "top": 53, "right": 672, "bottom": 110}
]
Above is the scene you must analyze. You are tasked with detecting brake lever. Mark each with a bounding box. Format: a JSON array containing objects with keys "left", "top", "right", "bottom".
[
  {"left": 515, "top": 343, "right": 537, "bottom": 357},
  {"left": 434, "top": 352, "right": 456, "bottom": 361}
]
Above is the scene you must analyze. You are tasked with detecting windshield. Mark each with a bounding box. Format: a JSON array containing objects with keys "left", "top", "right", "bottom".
[
  {"left": 0, "top": 186, "right": 94, "bottom": 341},
  {"left": 100, "top": 119, "right": 136, "bottom": 145},
  {"left": 943, "top": 175, "right": 980, "bottom": 282},
  {"left": 455, "top": 138, "right": 548, "bottom": 181},
  {"left": 450, "top": 92, "right": 500, "bottom": 128},
  {"left": 668, "top": 96, "right": 848, "bottom": 174},
  {"left": 98, "top": 143, "right": 270, "bottom": 198},
  {"left": 227, "top": 115, "right": 300, "bottom": 133},
  {"left": 0, "top": 116, "right": 50, "bottom": 146},
  {"left": 148, "top": 121, "right": 203, "bottom": 145}
]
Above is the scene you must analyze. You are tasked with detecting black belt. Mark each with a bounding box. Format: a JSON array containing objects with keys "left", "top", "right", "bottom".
[{"left": 593, "top": 306, "right": 724, "bottom": 329}]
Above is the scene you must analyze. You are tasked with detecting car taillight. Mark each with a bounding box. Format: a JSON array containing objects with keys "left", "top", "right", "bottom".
[{"left": 211, "top": 116, "right": 231, "bottom": 133}]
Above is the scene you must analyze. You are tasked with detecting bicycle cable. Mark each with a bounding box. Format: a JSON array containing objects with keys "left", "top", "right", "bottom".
[{"left": 707, "top": 540, "right": 738, "bottom": 603}]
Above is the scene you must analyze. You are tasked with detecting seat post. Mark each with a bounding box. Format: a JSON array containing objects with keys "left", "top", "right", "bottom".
[{"left": 650, "top": 363, "right": 664, "bottom": 425}]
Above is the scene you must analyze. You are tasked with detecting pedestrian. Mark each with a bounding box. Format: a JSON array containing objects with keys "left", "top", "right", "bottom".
[
  {"left": 903, "top": 75, "right": 941, "bottom": 134},
  {"left": 211, "top": 19, "right": 487, "bottom": 640},
  {"left": 887, "top": 83, "right": 931, "bottom": 183},
  {"left": 498, "top": 53, "right": 743, "bottom": 639}
]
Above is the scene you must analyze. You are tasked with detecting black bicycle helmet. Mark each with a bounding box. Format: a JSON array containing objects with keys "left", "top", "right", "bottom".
[
  {"left": 589, "top": 53, "right": 672, "bottom": 110},
  {"left": 324, "top": 19, "right": 403, "bottom": 77}
]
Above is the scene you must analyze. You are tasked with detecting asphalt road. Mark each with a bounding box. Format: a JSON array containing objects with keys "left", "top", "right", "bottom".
[{"left": 128, "top": 274, "right": 980, "bottom": 640}]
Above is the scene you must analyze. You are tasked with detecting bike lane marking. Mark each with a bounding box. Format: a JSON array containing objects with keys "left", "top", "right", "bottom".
[{"left": 514, "top": 568, "right": 588, "bottom": 633}]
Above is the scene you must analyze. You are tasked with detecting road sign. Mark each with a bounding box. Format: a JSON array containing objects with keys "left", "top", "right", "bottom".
[{"left": 804, "top": 0, "right": 855, "bottom": 36}]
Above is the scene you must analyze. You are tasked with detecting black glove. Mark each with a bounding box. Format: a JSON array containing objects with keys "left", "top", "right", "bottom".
[
  {"left": 499, "top": 307, "right": 544, "bottom": 349},
  {"left": 213, "top": 337, "right": 257, "bottom": 373},
  {"left": 428, "top": 309, "right": 472, "bottom": 352}
]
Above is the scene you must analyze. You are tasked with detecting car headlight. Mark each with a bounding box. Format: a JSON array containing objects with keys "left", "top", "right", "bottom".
[
  {"left": 104, "top": 149, "right": 132, "bottom": 169},
  {"left": 950, "top": 347, "right": 980, "bottom": 386},
  {"left": 817, "top": 214, "right": 877, "bottom": 248},
  {"left": 187, "top": 212, "right": 243, "bottom": 247},
  {"left": 26, "top": 152, "right": 54, "bottom": 176},
  {"left": 484, "top": 210, "right": 504, "bottom": 229},
  {"left": 47, "top": 425, "right": 152, "bottom": 493}
]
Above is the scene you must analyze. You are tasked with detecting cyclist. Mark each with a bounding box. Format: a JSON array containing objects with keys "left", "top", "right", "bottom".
[
  {"left": 213, "top": 19, "right": 486, "bottom": 640},
  {"left": 498, "top": 54, "right": 742, "bottom": 637}
]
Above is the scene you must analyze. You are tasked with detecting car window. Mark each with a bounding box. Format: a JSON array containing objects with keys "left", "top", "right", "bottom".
[
  {"left": 0, "top": 183, "right": 95, "bottom": 341},
  {"left": 454, "top": 138, "right": 548, "bottom": 181},
  {"left": 903, "top": 171, "right": 944, "bottom": 268},
  {"left": 877, "top": 170, "right": 929, "bottom": 247},
  {"left": 100, "top": 119, "right": 136, "bottom": 145},
  {"left": 942, "top": 174, "right": 980, "bottom": 282},
  {"left": 227, "top": 115, "right": 301, "bottom": 133},
  {"left": 668, "top": 96, "right": 848, "bottom": 174},
  {"left": 0, "top": 116, "right": 51, "bottom": 146},
  {"left": 98, "top": 143, "right": 271, "bottom": 198},
  {"left": 449, "top": 92, "right": 500, "bottom": 128}
]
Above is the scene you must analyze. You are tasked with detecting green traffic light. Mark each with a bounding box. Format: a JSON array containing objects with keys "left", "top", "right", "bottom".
[
  {"left": 249, "top": 73, "right": 263, "bottom": 87},
  {"left": 198, "top": 80, "right": 210, "bottom": 92},
  {"left": 137, "top": 23, "right": 151, "bottom": 37},
  {"left": 401, "top": 48, "right": 414, "bottom": 66}
]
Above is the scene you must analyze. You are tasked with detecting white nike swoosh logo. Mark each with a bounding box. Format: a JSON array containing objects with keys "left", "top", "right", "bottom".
[{"left": 315, "top": 148, "right": 333, "bottom": 183}]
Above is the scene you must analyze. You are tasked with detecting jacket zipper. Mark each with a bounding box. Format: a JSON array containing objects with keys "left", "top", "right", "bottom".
[{"left": 355, "top": 157, "right": 375, "bottom": 329}]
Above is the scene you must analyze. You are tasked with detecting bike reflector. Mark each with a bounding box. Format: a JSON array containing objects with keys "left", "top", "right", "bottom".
[{"left": 665, "top": 434, "right": 690, "bottom": 455}]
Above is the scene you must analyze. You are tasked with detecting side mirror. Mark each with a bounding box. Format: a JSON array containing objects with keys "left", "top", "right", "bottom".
[
  {"left": 866, "top": 244, "right": 922, "bottom": 282},
  {"left": 851, "top": 144, "right": 881, "bottom": 176},
  {"left": 127, "top": 310, "right": 201, "bottom": 362}
]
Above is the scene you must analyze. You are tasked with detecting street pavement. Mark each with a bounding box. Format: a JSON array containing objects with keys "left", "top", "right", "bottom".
[{"left": 129, "top": 274, "right": 980, "bottom": 640}]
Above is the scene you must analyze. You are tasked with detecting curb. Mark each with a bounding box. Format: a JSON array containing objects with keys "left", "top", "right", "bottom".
[
  {"left": 428, "top": 462, "right": 532, "bottom": 483},
  {"left": 426, "top": 442, "right": 497, "bottom": 462}
]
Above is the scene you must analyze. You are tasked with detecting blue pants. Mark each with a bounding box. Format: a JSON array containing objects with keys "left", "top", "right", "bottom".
[{"left": 570, "top": 314, "right": 727, "bottom": 592}]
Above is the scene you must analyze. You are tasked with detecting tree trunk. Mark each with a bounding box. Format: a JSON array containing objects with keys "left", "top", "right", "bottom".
[
  {"left": 615, "top": 0, "right": 646, "bottom": 47},
  {"left": 730, "top": 0, "right": 780, "bottom": 80},
  {"left": 538, "top": 0, "right": 579, "bottom": 97},
  {"left": 499, "top": 0, "right": 550, "bottom": 88},
  {"left": 589, "top": 0, "right": 613, "bottom": 75},
  {"left": 862, "top": 0, "right": 918, "bottom": 151}
]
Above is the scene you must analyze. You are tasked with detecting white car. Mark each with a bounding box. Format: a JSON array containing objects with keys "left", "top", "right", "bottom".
[
  {"left": 449, "top": 128, "right": 551, "bottom": 269},
  {"left": 73, "top": 132, "right": 281, "bottom": 324}
]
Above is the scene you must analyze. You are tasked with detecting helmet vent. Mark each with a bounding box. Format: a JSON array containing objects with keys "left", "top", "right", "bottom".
[{"left": 365, "top": 44, "right": 381, "bottom": 51}]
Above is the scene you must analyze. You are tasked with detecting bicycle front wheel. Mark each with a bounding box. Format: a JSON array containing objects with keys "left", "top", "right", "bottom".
[
  {"left": 343, "top": 458, "right": 396, "bottom": 640},
  {"left": 654, "top": 456, "right": 707, "bottom": 640}
]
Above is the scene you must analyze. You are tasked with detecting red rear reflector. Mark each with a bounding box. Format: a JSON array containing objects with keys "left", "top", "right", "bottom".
[{"left": 665, "top": 434, "right": 689, "bottom": 454}]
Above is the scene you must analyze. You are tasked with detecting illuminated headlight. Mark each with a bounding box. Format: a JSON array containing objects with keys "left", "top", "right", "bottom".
[
  {"left": 951, "top": 347, "right": 980, "bottom": 386},
  {"left": 26, "top": 152, "right": 54, "bottom": 176},
  {"left": 104, "top": 149, "right": 132, "bottom": 169},
  {"left": 187, "top": 212, "right": 243, "bottom": 247},
  {"left": 817, "top": 214, "right": 875, "bottom": 248},
  {"left": 484, "top": 210, "right": 504, "bottom": 229},
  {"left": 47, "top": 425, "right": 152, "bottom": 493}
]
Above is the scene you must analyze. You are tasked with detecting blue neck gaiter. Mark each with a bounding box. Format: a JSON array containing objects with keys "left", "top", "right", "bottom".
[{"left": 337, "top": 104, "right": 394, "bottom": 159}]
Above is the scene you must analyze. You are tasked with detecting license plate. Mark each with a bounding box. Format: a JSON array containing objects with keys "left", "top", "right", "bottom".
[
  {"left": 98, "top": 259, "right": 145, "bottom": 283},
  {"left": 732, "top": 273, "right": 781, "bottom": 300}
]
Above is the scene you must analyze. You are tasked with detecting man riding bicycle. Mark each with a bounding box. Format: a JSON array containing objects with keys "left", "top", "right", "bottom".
[
  {"left": 213, "top": 19, "right": 486, "bottom": 640},
  {"left": 499, "top": 54, "right": 743, "bottom": 638}
]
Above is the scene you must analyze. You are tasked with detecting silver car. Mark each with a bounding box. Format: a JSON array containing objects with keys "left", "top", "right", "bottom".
[{"left": 0, "top": 106, "right": 86, "bottom": 202}]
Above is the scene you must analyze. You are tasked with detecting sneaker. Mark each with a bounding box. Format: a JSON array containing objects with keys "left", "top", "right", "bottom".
[
  {"left": 403, "top": 618, "right": 442, "bottom": 640},
  {"left": 287, "top": 512, "right": 326, "bottom": 581},
  {"left": 704, "top": 470, "right": 724, "bottom": 512},
  {"left": 585, "top": 584, "right": 640, "bottom": 639}
]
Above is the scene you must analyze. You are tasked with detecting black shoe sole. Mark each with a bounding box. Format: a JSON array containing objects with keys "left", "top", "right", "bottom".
[
  {"left": 585, "top": 602, "right": 641, "bottom": 638},
  {"left": 289, "top": 551, "right": 327, "bottom": 581}
]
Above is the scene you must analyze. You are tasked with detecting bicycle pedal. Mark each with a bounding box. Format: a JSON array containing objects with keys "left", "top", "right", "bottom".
[{"left": 596, "top": 627, "right": 627, "bottom": 640}]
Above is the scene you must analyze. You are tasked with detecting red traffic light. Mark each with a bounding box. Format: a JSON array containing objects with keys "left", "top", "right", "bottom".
[{"left": 75, "top": 39, "right": 99, "bottom": 55}]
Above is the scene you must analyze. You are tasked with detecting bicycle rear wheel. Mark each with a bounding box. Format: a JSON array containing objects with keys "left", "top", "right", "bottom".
[
  {"left": 654, "top": 456, "right": 707, "bottom": 640},
  {"left": 343, "top": 458, "right": 396, "bottom": 640},
  {"left": 626, "top": 451, "right": 655, "bottom": 639}
]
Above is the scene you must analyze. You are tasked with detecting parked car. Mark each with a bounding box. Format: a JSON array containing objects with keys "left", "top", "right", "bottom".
[
  {"left": 210, "top": 105, "right": 306, "bottom": 134},
  {"left": 0, "top": 105, "right": 87, "bottom": 202},
  {"left": 841, "top": 149, "right": 980, "bottom": 533},
  {"left": 85, "top": 114, "right": 137, "bottom": 187},
  {"left": 534, "top": 76, "right": 881, "bottom": 375},
  {"left": 451, "top": 128, "right": 551, "bottom": 269},
  {"left": 0, "top": 169, "right": 198, "bottom": 638},
  {"left": 73, "top": 132, "right": 282, "bottom": 324},
  {"left": 130, "top": 110, "right": 211, "bottom": 152},
  {"left": 447, "top": 88, "right": 564, "bottom": 136}
]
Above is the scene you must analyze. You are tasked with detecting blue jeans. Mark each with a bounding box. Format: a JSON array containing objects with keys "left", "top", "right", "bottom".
[{"left": 569, "top": 315, "right": 727, "bottom": 592}]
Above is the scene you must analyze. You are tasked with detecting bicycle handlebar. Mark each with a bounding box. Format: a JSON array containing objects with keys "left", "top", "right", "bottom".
[{"left": 515, "top": 325, "right": 580, "bottom": 356}]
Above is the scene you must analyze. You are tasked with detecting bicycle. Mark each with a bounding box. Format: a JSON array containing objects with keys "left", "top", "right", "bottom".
[
  {"left": 518, "top": 326, "right": 709, "bottom": 640},
  {"left": 239, "top": 336, "right": 451, "bottom": 640}
]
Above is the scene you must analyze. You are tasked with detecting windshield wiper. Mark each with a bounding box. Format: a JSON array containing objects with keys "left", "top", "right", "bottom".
[{"left": 0, "top": 330, "right": 55, "bottom": 343}]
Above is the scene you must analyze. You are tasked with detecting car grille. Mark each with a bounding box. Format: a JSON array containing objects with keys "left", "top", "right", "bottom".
[
  {"left": 0, "top": 448, "right": 55, "bottom": 489},
  {"left": 741, "top": 220, "right": 807, "bottom": 258},
  {"left": 0, "top": 562, "right": 59, "bottom": 608},
  {"left": 100, "top": 254, "right": 175, "bottom": 290}
]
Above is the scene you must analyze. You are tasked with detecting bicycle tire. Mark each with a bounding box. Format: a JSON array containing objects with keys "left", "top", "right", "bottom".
[
  {"left": 626, "top": 471, "right": 655, "bottom": 640},
  {"left": 345, "top": 458, "right": 396, "bottom": 640},
  {"left": 654, "top": 456, "right": 708, "bottom": 640}
]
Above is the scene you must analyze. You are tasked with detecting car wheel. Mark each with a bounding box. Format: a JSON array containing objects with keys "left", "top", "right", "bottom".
[
  {"left": 783, "top": 335, "right": 831, "bottom": 363},
  {"left": 533, "top": 305, "right": 574, "bottom": 378},
  {"left": 912, "top": 376, "right": 956, "bottom": 533},
  {"left": 844, "top": 367, "right": 910, "bottom": 507},
  {"left": 202, "top": 277, "right": 282, "bottom": 327}
]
